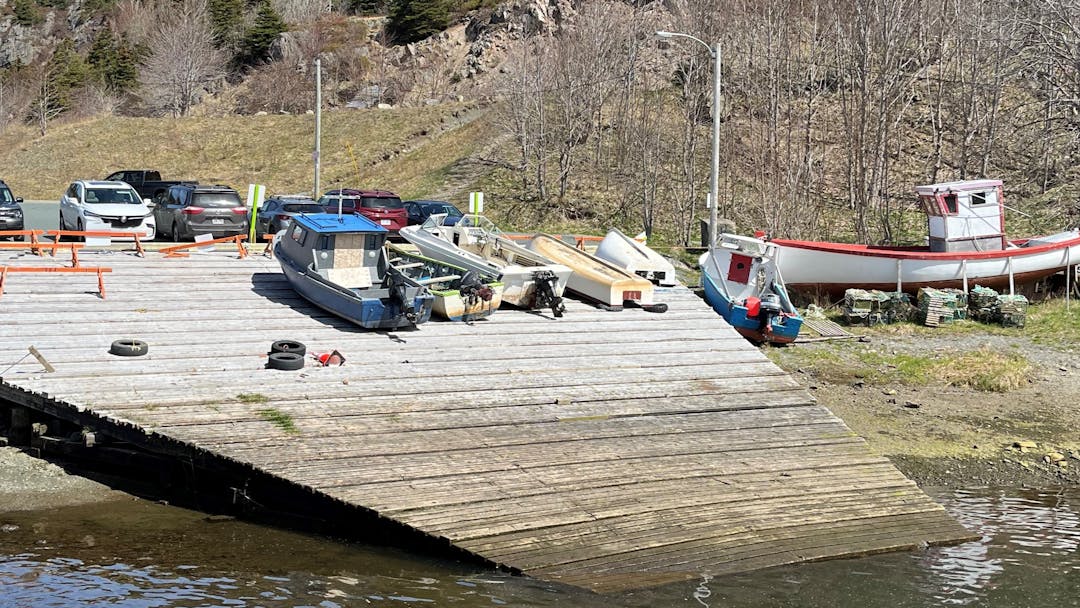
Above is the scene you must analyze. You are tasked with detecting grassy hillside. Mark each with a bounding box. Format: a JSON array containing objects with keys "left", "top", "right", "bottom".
[{"left": 0, "top": 103, "right": 498, "bottom": 204}]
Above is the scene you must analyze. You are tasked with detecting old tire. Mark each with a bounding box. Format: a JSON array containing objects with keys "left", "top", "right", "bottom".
[
  {"left": 267, "top": 352, "right": 304, "bottom": 371},
  {"left": 110, "top": 339, "right": 148, "bottom": 357},
  {"left": 270, "top": 340, "right": 306, "bottom": 357}
]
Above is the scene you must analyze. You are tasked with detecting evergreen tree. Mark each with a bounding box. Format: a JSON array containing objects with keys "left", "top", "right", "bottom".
[
  {"left": 88, "top": 29, "right": 143, "bottom": 94},
  {"left": 45, "top": 39, "right": 90, "bottom": 113},
  {"left": 386, "top": 0, "right": 450, "bottom": 45},
  {"left": 13, "top": 0, "right": 43, "bottom": 26},
  {"left": 208, "top": 0, "right": 244, "bottom": 47},
  {"left": 239, "top": 1, "right": 286, "bottom": 65}
]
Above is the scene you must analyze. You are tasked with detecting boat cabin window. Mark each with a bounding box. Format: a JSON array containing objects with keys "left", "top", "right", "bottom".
[
  {"left": 971, "top": 191, "right": 988, "bottom": 206},
  {"left": 944, "top": 194, "right": 958, "bottom": 214},
  {"left": 290, "top": 224, "right": 306, "bottom": 245},
  {"left": 318, "top": 235, "right": 332, "bottom": 250}
]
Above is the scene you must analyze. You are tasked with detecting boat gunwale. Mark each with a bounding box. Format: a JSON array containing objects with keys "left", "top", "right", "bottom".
[{"left": 770, "top": 233, "right": 1080, "bottom": 261}]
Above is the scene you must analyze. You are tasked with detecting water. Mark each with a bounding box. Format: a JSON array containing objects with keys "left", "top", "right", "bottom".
[{"left": 1, "top": 487, "right": 1077, "bottom": 607}]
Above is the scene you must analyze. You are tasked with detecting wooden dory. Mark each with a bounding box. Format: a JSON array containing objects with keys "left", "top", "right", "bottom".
[{"left": 527, "top": 234, "right": 666, "bottom": 312}]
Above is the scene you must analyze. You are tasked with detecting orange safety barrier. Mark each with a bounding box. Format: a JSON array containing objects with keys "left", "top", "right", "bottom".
[
  {"left": 44, "top": 230, "right": 146, "bottom": 257},
  {"left": 0, "top": 230, "right": 45, "bottom": 255},
  {"left": 158, "top": 234, "right": 248, "bottom": 259},
  {"left": 1, "top": 241, "right": 85, "bottom": 266},
  {"left": 0, "top": 266, "right": 112, "bottom": 299},
  {"left": 262, "top": 234, "right": 275, "bottom": 257}
]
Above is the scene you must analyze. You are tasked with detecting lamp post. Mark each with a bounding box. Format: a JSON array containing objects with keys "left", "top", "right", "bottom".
[{"left": 656, "top": 30, "right": 721, "bottom": 250}]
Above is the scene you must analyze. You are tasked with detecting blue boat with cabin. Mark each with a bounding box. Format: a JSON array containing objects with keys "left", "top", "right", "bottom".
[
  {"left": 274, "top": 213, "right": 434, "bottom": 329},
  {"left": 699, "top": 233, "right": 803, "bottom": 344}
]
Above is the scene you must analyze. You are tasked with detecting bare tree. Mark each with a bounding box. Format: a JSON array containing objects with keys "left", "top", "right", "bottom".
[{"left": 139, "top": 0, "right": 227, "bottom": 117}]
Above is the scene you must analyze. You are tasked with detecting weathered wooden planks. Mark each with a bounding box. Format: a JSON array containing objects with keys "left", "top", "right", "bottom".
[{"left": 0, "top": 249, "right": 972, "bottom": 592}]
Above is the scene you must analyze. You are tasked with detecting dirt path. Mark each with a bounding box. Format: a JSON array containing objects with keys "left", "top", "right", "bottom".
[{"left": 768, "top": 328, "right": 1080, "bottom": 488}]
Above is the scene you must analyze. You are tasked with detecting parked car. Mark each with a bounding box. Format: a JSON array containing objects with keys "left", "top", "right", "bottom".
[
  {"left": 318, "top": 189, "right": 407, "bottom": 235},
  {"left": 104, "top": 170, "right": 197, "bottom": 200},
  {"left": 153, "top": 184, "right": 248, "bottom": 242},
  {"left": 255, "top": 195, "right": 323, "bottom": 236},
  {"left": 59, "top": 180, "right": 155, "bottom": 240},
  {"left": 404, "top": 200, "right": 464, "bottom": 226},
  {"left": 0, "top": 179, "right": 25, "bottom": 237}
]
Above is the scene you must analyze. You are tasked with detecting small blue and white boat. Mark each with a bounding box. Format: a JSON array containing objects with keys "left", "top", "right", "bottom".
[
  {"left": 274, "top": 213, "right": 433, "bottom": 329},
  {"left": 699, "top": 233, "right": 802, "bottom": 344}
]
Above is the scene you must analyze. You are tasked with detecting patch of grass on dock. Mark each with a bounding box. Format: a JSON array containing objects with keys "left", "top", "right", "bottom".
[
  {"left": 257, "top": 408, "right": 299, "bottom": 434},
  {"left": 236, "top": 393, "right": 269, "bottom": 404}
]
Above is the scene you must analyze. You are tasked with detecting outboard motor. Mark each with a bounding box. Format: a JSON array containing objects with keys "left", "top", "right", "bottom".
[
  {"left": 531, "top": 270, "right": 565, "bottom": 317},
  {"left": 458, "top": 271, "right": 495, "bottom": 321},
  {"left": 387, "top": 269, "right": 418, "bottom": 324},
  {"left": 758, "top": 293, "right": 783, "bottom": 331}
]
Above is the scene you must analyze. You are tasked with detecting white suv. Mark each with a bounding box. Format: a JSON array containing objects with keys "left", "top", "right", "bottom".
[{"left": 59, "top": 180, "right": 155, "bottom": 240}]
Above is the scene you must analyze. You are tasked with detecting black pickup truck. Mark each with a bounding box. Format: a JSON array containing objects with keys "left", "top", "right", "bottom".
[{"left": 105, "top": 170, "right": 197, "bottom": 200}]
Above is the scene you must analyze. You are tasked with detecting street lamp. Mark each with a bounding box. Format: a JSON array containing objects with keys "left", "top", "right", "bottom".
[{"left": 656, "top": 30, "right": 721, "bottom": 249}]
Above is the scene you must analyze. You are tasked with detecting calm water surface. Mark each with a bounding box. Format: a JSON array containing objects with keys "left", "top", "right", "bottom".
[{"left": 1, "top": 487, "right": 1077, "bottom": 607}]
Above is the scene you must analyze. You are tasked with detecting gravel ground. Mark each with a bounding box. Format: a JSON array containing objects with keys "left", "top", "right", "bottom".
[
  {"left": 0, "top": 446, "right": 123, "bottom": 512},
  {"left": 769, "top": 327, "right": 1080, "bottom": 488}
]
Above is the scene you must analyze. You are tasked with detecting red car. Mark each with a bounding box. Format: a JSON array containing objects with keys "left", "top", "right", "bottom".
[{"left": 318, "top": 189, "right": 408, "bottom": 235}]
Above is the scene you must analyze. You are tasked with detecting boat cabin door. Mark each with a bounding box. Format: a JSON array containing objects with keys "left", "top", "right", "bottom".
[{"left": 914, "top": 180, "right": 1007, "bottom": 253}]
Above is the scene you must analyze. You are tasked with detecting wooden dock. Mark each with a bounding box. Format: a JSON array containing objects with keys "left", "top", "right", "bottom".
[{"left": 0, "top": 248, "right": 972, "bottom": 592}]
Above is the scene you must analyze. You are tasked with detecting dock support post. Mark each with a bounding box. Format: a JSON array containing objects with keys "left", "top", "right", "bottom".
[
  {"left": 961, "top": 260, "right": 968, "bottom": 294},
  {"left": 9, "top": 406, "right": 30, "bottom": 446},
  {"left": 896, "top": 259, "right": 902, "bottom": 293}
]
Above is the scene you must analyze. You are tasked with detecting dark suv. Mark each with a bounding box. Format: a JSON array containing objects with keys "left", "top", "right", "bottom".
[
  {"left": 154, "top": 184, "right": 248, "bottom": 241},
  {"left": 318, "top": 189, "right": 407, "bottom": 234},
  {"left": 0, "top": 180, "right": 24, "bottom": 237}
]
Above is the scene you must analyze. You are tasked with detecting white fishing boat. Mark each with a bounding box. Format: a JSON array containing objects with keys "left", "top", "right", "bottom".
[
  {"left": 593, "top": 228, "right": 678, "bottom": 286},
  {"left": 772, "top": 179, "right": 1080, "bottom": 298},
  {"left": 527, "top": 234, "right": 667, "bottom": 312},
  {"left": 399, "top": 214, "right": 570, "bottom": 316}
]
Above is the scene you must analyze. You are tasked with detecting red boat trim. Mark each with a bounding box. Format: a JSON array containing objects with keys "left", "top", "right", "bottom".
[{"left": 771, "top": 234, "right": 1080, "bottom": 261}]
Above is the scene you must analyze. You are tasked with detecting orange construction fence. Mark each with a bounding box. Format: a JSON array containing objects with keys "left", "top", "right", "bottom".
[
  {"left": 0, "top": 266, "right": 112, "bottom": 299},
  {"left": 158, "top": 234, "right": 248, "bottom": 259}
]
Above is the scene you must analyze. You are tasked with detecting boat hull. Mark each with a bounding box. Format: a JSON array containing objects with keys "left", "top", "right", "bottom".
[
  {"left": 772, "top": 231, "right": 1080, "bottom": 298},
  {"left": 277, "top": 242, "right": 433, "bottom": 329},
  {"left": 431, "top": 283, "right": 505, "bottom": 321},
  {"left": 527, "top": 234, "right": 656, "bottom": 309},
  {"left": 701, "top": 269, "right": 800, "bottom": 344},
  {"left": 594, "top": 229, "right": 678, "bottom": 286}
]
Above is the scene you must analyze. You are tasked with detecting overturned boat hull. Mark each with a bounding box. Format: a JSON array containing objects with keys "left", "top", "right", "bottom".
[
  {"left": 527, "top": 234, "right": 663, "bottom": 311},
  {"left": 594, "top": 228, "right": 678, "bottom": 286}
]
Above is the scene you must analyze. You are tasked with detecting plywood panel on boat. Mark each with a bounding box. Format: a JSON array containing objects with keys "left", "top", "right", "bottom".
[{"left": 0, "top": 249, "right": 972, "bottom": 592}]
